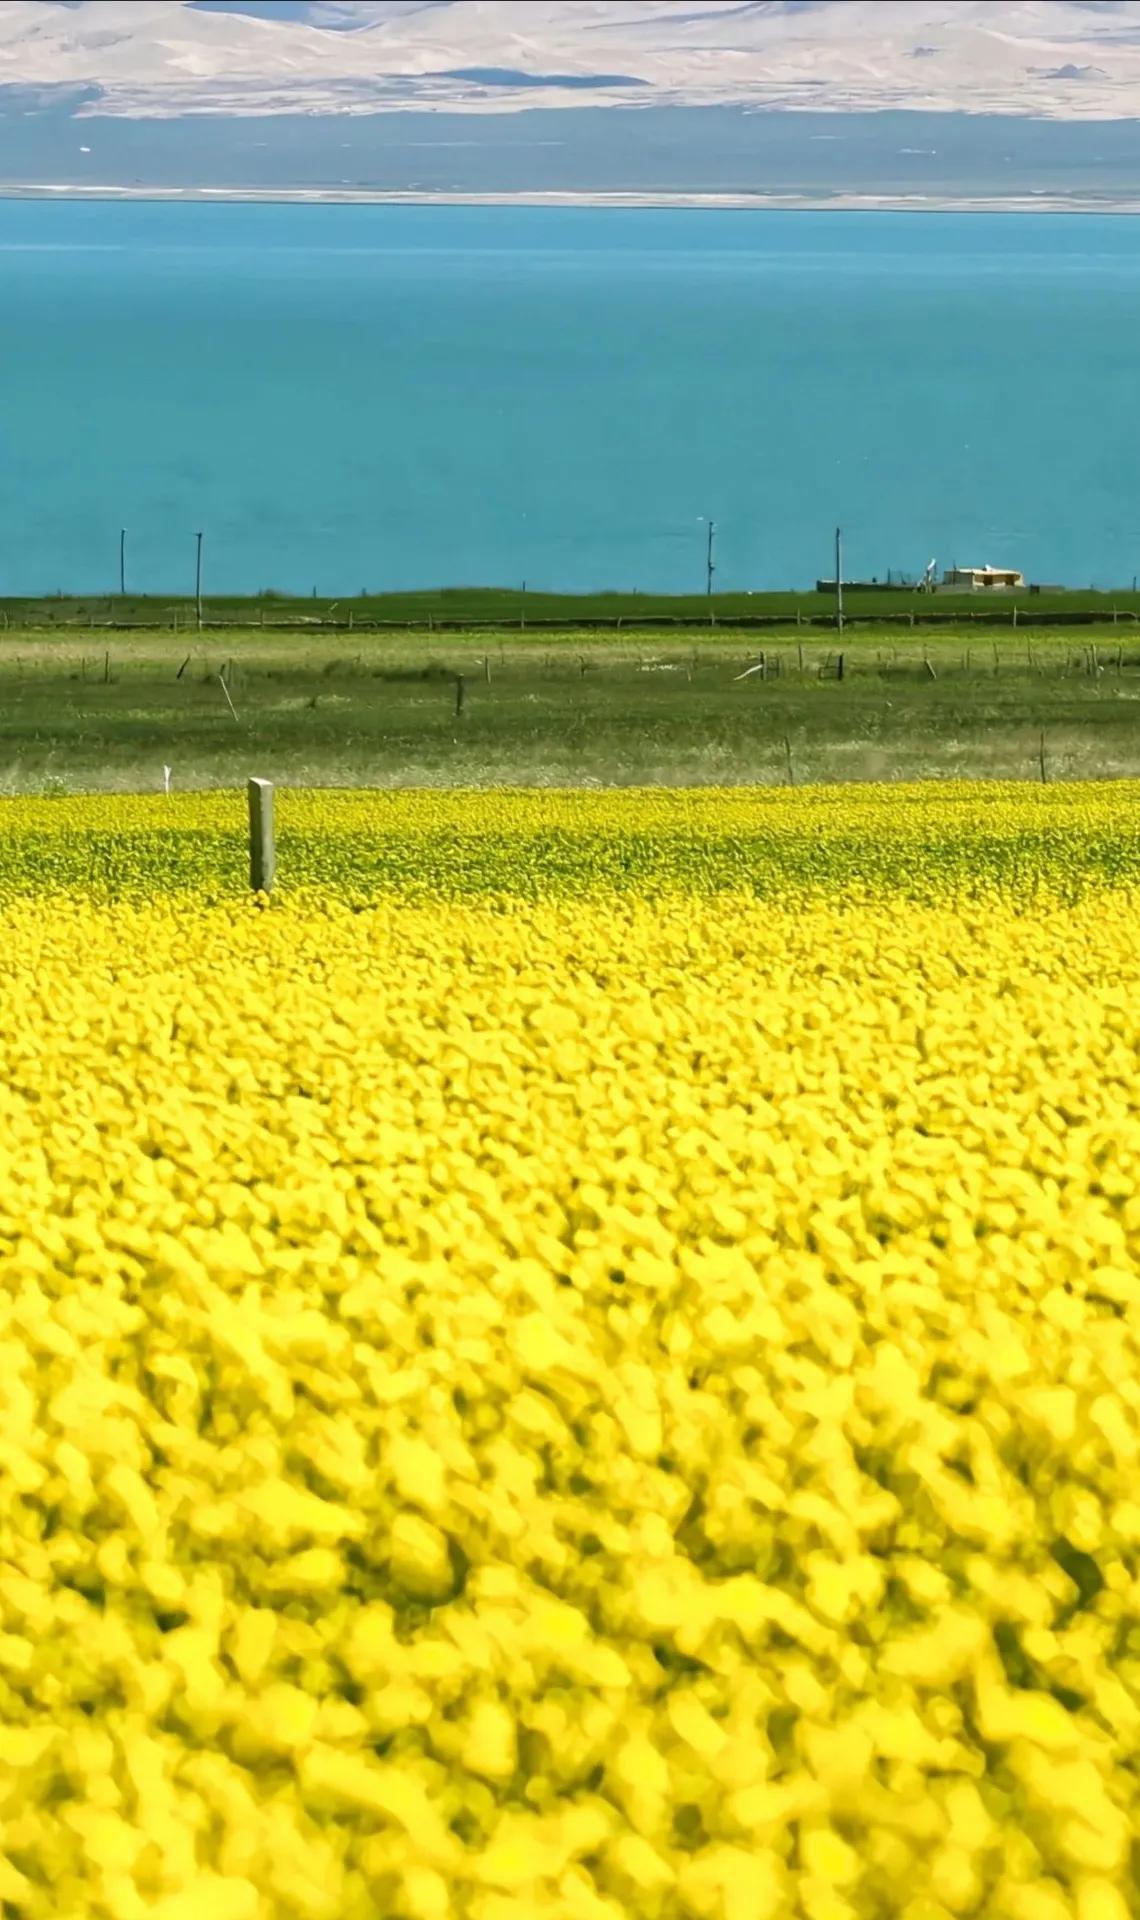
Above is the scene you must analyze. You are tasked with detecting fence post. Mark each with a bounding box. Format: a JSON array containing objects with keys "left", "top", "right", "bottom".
[{"left": 248, "top": 777, "right": 275, "bottom": 894}]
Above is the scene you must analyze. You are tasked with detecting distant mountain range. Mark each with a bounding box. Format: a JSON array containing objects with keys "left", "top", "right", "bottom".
[{"left": 3, "top": 1, "right": 1140, "bottom": 205}]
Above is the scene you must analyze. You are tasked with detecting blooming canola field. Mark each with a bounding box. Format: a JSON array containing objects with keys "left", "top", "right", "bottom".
[{"left": 3, "top": 784, "right": 1140, "bottom": 1920}]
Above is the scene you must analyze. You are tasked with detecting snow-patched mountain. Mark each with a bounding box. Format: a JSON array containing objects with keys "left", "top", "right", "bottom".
[{"left": 4, "top": 0, "right": 1140, "bottom": 120}]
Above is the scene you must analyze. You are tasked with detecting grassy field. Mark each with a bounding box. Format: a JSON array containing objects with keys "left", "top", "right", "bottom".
[
  {"left": 9, "top": 583, "right": 1140, "bottom": 632},
  {"left": 1, "top": 626, "right": 1140, "bottom": 792}
]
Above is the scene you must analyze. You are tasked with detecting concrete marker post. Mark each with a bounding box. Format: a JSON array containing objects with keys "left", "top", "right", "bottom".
[{"left": 248, "top": 777, "right": 275, "bottom": 894}]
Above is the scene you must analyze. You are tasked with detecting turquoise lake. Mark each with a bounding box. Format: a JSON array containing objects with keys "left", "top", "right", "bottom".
[{"left": 2, "top": 198, "right": 1138, "bottom": 596}]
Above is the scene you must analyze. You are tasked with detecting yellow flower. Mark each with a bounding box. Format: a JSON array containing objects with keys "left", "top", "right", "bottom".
[{"left": 1, "top": 780, "right": 1140, "bottom": 1915}]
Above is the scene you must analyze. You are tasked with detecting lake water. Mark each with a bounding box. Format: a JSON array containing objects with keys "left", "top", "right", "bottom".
[{"left": 2, "top": 198, "right": 1138, "bottom": 597}]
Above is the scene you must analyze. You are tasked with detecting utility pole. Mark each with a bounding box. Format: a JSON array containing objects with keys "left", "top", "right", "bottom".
[
  {"left": 706, "top": 519, "right": 716, "bottom": 598},
  {"left": 195, "top": 531, "right": 203, "bottom": 632},
  {"left": 119, "top": 527, "right": 126, "bottom": 598},
  {"left": 835, "top": 525, "right": 844, "bottom": 635}
]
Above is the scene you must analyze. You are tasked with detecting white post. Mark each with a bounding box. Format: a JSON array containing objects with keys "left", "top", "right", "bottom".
[{"left": 248, "top": 777, "right": 275, "bottom": 893}]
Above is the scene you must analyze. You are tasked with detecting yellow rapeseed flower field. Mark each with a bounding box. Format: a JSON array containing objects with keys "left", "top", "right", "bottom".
[{"left": 3, "top": 784, "right": 1140, "bottom": 1919}]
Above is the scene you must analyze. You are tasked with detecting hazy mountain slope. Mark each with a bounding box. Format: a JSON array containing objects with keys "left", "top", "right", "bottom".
[{"left": 2, "top": 0, "right": 1140, "bottom": 119}]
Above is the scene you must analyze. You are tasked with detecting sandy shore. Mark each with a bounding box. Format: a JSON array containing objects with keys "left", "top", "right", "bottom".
[{"left": 4, "top": 183, "right": 1140, "bottom": 213}]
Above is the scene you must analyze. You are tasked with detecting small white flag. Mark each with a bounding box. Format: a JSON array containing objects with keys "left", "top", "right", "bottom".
[{"left": 163, "top": 765, "right": 172, "bottom": 794}]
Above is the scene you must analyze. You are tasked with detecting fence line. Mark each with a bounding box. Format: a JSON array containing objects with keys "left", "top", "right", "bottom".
[{"left": 8, "top": 608, "right": 1140, "bottom": 637}]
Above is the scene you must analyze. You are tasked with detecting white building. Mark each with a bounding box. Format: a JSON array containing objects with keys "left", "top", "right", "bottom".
[{"left": 943, "top": 566, "right": 1025, "bottom": 591}]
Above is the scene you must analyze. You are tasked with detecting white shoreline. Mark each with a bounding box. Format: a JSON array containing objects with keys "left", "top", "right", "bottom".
[{"left": 3, "top": 183, "right": 1140, "bottom": 214}]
